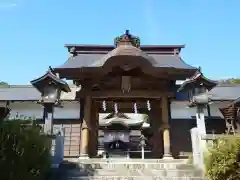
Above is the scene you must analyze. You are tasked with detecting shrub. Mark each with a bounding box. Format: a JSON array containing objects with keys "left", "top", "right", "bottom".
[
  {"left": 0, "top": 120, "right": 52, "bottom": 180},
  {"left": 187, "top": 153, "right": 193, "bottom": 164},
  {"left": 205, "top": 136, "right": 240, "bottom": 180}
]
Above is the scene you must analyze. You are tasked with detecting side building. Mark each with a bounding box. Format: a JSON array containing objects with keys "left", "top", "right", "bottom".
[{"left": 0, "top": 84, "right": 239, "bottom": 158}]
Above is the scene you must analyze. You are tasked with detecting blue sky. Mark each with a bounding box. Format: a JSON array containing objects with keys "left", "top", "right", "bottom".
[{"left": 0, "top": 0, "right": 239, "bottom": 84}]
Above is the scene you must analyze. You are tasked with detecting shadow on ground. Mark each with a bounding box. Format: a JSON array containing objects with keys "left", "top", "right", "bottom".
[{"left": 47, "top": 160, "right": 96, "bottom": 180}]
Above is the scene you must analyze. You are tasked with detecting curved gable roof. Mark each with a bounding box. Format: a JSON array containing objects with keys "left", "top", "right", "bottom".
[{"left": 55, "top": 49, "right": 196, "bottom": 70}]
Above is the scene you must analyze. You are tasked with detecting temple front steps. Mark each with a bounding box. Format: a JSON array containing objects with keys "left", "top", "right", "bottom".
[{"left": 58, "top": 158, "right": 205, "bottom": 179}]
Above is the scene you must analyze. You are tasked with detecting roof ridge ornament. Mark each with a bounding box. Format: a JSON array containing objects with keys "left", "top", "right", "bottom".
[
  {"left": 114, "top": 30, "right": 140, "bottom": 48},
  {"left": 69, "top": 46, "right": 77, "bottom": 57},
  {"left": 198, "top": 66, "right": 202, "bottom": 73},
  {"left": 48, "top": 66, "right": 55, "bottom": 74}
]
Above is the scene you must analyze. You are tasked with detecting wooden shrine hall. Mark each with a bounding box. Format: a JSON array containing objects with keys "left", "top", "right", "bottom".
[
  {"left": 218, "top": 100, "right": 240, "bottom": 135},
  {"left": 52, "top": 30, "right": 199, "bottom": 159}
]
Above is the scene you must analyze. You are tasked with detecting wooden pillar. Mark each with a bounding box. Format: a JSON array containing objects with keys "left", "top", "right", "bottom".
[
  {"left": 88, "top": 99, "right": 99, "bottom": 157},
  {"left": 161, "top": 96, "right": 173, "bottom": 159},
  {"left": 150, "top": 100, "right": 163, "bottom": 158},
  {"left": 79, "top": 95, "right": 92, "bottom": 158}
]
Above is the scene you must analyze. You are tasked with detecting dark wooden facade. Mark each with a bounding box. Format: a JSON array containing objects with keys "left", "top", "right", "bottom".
[{"left": 51, "top": 31, "right": 198, "bottom": 158}]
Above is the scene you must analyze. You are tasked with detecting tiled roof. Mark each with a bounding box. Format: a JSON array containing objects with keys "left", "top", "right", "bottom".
[
  {"left": 30, "top": 69, "right": 71, "bottom": 93},
  {"left": 194, "top": 84, "right": 240, "bottom": 102},
  {"left": 0, "top": 84, "right": 239, "bottom": 102},
  {"left": 206, "top": 85, "right": 240, "bottom": 101},
  {"left": 55, "top": 53, "right": 196, "bottom": 70},
  {"left": 0, "top": 85, "right": 78, "bottom": 101}
]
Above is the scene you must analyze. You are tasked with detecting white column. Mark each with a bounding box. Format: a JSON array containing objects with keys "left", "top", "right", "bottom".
[
  {"left": 196, "top": 105, "right": 207, "bottom": 151},
  {"left": 190, "top": 127, "right": 205, "bottom": 172},
  {"left": 196, "top": 105, "right": 206, "bottom": 135},
  {"left": 141, "top": 145, "right": 145, "bottom": 159},
  {"left": 126, "top": 150, "right": 130, "bottom": 159}
]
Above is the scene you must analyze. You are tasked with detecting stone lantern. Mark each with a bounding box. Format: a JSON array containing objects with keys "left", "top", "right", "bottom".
[
  {"left": 178, "top": 69, "right": 217, "bottom": 135},
  {"left": 30, "top": 67, "right": 71, "bottom": 134}
]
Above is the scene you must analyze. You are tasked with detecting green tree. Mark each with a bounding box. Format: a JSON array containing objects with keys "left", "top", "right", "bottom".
[
  {"left": 231, "top": 78, "right": 240, "bottom": 84},
  {"left": 0, "top": 81, "right": 8, "bottom": 85},
  {"left": 0, "top": 120, "right": 51, "bottom": 180},
  {"left": 143, "top": 114, "right": 149, "bottom": 122},
  {"left": 205, "top": 137, "right": 240, "bottom": 180},
  {"left": 0, "top": 81, "right": 8, "bottom": 87},
  {"left": 218, "top": 78, "right": 240, "bottom": 85}
]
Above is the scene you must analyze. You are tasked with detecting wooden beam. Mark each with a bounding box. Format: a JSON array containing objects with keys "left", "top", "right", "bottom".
[{"left": 76, "top": 90, "right": 174, "bottom": 99}]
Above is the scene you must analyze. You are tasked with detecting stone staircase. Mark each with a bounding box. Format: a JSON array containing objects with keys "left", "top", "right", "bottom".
[{"left": 51, "top": 159, "right": 205, "bottom": 180}]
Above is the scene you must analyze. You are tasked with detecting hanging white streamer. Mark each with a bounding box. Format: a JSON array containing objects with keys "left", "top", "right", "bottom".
[
  {"left": 102, "top": 100, "right": 106, "bottom": 111},
  {"left": 114, "top": 103, "right": 118, "bottom": 114},
  {"left": 134, "top": 103, "right": 138, "bottom": 114},
  {"left": 147, "top": 100, "right": 151, "bottom": 111}
]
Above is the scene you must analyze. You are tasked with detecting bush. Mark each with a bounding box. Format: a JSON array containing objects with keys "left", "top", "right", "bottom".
[
  {"left": 205, "top": 136, "right": 240, "bottom": 180},
  {"left": 0, "top": 120, "right": 52, "bottom": 180},
  {"left": 187, "top": 153, "right": 193, "bottom": 164}
]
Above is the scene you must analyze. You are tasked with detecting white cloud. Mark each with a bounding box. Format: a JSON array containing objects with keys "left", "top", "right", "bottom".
[{"left": 0, "top": 2, "right": 17, "bottom": 9}]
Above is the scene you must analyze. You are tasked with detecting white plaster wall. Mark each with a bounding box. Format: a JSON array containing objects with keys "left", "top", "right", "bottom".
[
  {"left": 9, "top": 102, "right": 44, "bottom": 119},
  {"left": 54, "top": 101, "right": 80, "bottom": 119},
  {"left": 6, "top": 101, "right": 223, "bottom": 120},
  {"left": 170, "top": 101, "right": 208, "bottom": 119},
  {"left": 8, "top": 101, "right": 80, "bottom": 119}
]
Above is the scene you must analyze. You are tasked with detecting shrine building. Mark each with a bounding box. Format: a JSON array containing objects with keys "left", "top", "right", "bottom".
[{"left": 0, "top": 31, "right": 240, "bottom": 159}]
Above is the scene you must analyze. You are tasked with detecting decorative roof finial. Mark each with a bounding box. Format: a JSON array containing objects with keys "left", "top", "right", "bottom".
[
  {"left": 198, "top": 66, "right": 202, "bottom": 73},
  {"left": 69, "top": 46, "right": 77, "bottom": 57},
  {"left": 49, "top": 66, "right": 54, "bottom": 72},
  {"left": 114, "top": 30, "right": 140, "bottom": 48}
]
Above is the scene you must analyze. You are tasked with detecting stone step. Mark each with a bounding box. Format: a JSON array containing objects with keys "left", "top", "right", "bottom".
[
  {"left": 76, "top": 158, "right": 187, "bottom": 164},
  {"left": 58, "top": 160, "right": 204, "bottom": 180},
  {"left": 66, "top": 176, "right": 205, "bottom": 180},
  {"left": 78, "top": 162, "right": 193, "bottom": 170},
  {"left": 92, "top": 168, "right": 202, "bottom": 176}
]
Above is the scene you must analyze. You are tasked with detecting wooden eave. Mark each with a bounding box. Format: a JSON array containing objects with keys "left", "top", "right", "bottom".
[
  {"left": 56, "top": 66, "right": 196, "bottom": 81},
  {"left": 219, "top": 106, "right": 238, "bottom": 120}
]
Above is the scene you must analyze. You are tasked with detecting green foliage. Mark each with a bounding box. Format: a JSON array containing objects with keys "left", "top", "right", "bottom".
[
  {"left": 142, "top": 114, "right": 149, "bottom": 122},
  {"left": 187, "top": 153, "right": 193, "bottom": 164},
  {"left": 231, "top": 78, "right": 240, "bottom": 84},
  {"left": 0, "top": 120, "right": 52, "bottom": 180},
  {"left": 205, "top": 137, "right": 240, "bottom": 180},
  {"left": 219, "top": 78, "right": 240, "bottom": 84},
  {"left": 0, "top": 81, "right": 9, "bottom": 87}
]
